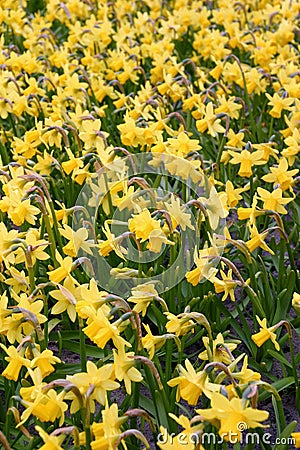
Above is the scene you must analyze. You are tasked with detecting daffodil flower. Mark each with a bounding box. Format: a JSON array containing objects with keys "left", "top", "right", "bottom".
[
  {"left": 256, "top": 187, "right": 293, "bottom": 214},
  {"left": 245, "top": 224, "right": 274, "bottom": 255},
  {"left": 113, "top": 345, "right": 143, "bottom": 394},
  {"left": 0, "top": 344, "right": 30, "bottom": 381},
  {"left": 35, "top": 426, "right": 65, "bottom": 450},
  {"left": 262, "top": 158, "right": 298, "bottom": 191},
  {"left": 196, "top": 392, "right": 269, "bottom": 441},
  {"left": 66, "top": 361, "right": 119, "bottom": 413},
  {"left": 168, "top": 359, "right": 220, "bottom": 405},
  {"left": 252, "top": 316, "right": 280, "bottom": 350},
  {"left": 47, "top": 251, "right": 74, "bottom": 284},
  {"left": 228, "top": 149, "right": 265, "bottom": 177},
  {"left": 199, "top": 333, "right": 237, "bottom": 364}
]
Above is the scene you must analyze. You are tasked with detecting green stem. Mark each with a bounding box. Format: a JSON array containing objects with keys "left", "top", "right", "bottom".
[
  {"left": 28, "top": 266, "right": 35, "bottom": 293},
  {"left": 268, "top": 116, "right": 274, "bottom": 139},
  {"left": 216, "top": 134, "right": 226, "bottom": 169},
  {"left": 47, "top": 200, "right": 63, "bottom": 251},
  {"left": 273, "top": 396, "right": 286, "bottom": 435},
  {"left": 0, "top": 140, "right": 10, "bottom": 165},
  {"left": 286, "top": 245, "right": 300, "bottom": 290},
  {"left": 277, "top": 239, "right": 285, "bottom": 293},
  {"left": 43, "top": 213, "right": 58, "bottom": 267},
  {"left": 287, "top": 328, "right": 300, "bottom": 414},
  {"left": 103, "top": 171, "right": 113, "bottom": 216},
  {"left": 246, "top": 285, "right": 265, "bottom": 319},
  {"left": 44, "top": 296, "right": 49, "bottom": 347},
  {"left": 81, "top": 407, "right": 91, "bottom": 450},
  {"left": 79, "top": 318, "right": 87, "bottom": 372},
  {"left": 131, "top": 373, "right": 140, "bottom": 433},
  {"left": 165, "top": 340, "right": 173, "bottom": 381}
]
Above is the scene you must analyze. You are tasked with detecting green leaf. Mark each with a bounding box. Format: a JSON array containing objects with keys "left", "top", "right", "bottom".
[
  {"left": 266, "top": 349, "right": 292, "bottom": 369},
  {"left": 258, "top": 377, "right": 294, "bottom": 402},
  {"left": 274, "top": 271, "right": 296, "bottom": 323},
  {"left": 138, "top": 393, "right": 155, "bottom": 416},
  {"left": 48, "top": 318, "right": 61, "bottom": 334},
  {"left": 49, "top": 363, "right": 81, "bottom": 377},
  {"left": 273, "top": 421, "right": 297, "bottom": 450},
  {"left": 63, "top": 341, "right": 106, "bottom": 358},
  {"left": 154, "top": 390, "right": 170, "bottom": 429}
]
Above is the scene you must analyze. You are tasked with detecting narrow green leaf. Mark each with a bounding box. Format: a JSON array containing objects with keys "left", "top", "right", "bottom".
[
  {"left": 258, "top": 377, "right": 294, "bottom": 402},
  {"left": 273, "top": 421, "right": 297, "bottom": 450},
  {"left": 266, "top": 350, "right": 292, "bottom": 369}
]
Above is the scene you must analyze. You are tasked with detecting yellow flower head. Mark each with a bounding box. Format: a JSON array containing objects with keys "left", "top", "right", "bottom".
[
  {"left": 196, "top": 392, "right": 269, "bottom": 442},
  {"left": 252, "top": 316, "right": 280, "bottom": 351}
]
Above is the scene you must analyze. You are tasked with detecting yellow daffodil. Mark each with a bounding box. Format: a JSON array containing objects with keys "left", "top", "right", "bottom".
[
  {"left": 198, "top": 333, "right": 237, "bottom": 364},
  {"left": 233, "top": 355, "right": 261, "bottom": 384},
  {"left": 127, "top": 283, "right": 159, "bottom": 316},
  {"left": 168, "top": 359, "right": 219, "bottom": 405},
  {"left": 0, "top": 293, "right": 47, "bottom": 344},
  {"left": 252, "top": 316, "right": 280, "bottom": 351},
  {"left": 262, "top": 158, "right": 298, "bottom": 191},
  {"left": 0, "top": 344, "right": 30, "bottom": 381},
  {"left": 142, "top": 324, "right": 168, "bottom": 359},
  {"left": 186, "top": 246, "right": 218, "bottom": 286},
  {"left": 47, "top": 251, "right": 74, "bottom": 284},
  {"left": 198, "top": 186, "right": 228, "bottom": 230},
  {"left": 60, "top": 224, "right": 93, "bottom": 257},
  {"left": 35, "top": 426, "right": 65, "bottom": 450},
  {"left": 117, "top": 113, "right": 145, "bottom": 147},
  {"left": 66, "top": 361, "right": 119, "bottom": 413},
  {"left": 50, "top": 276, "right": 80, "bottom": 322},
  {"left": 292, "top": 292, "right": 300, "bottom": 314},
  {"left": 14, "top": 229, "right": 49, "bottom": 266},
  {"left": 228, "top": 149, "right": 265, "bottom": 177},
  {"left": 113, "top": 345, "right": 143, "bottom": 394},
  {"left": 165, "top": 194, "right": 195, "bottom": 231},
  {"left": 215, "top": 95, "right": 242, "bottom": 120},
  {"left": 83, "top": 307, "right": 130, "bottom": 350},
  {"left": 256, "top": 187, "right": 293, "bottom": 214},
  {"left": 196, "top": 392, "right": 269, "bottom": 441},
  {"left": 265, "top": 92, "right": 294, "bottom": 118},
  {"left": 147, "top": 228, "right": 174, "bottom": 253},
  {"left": 91, "top": 403, "right": 128, "bottom": 450},
  {"left": 0, "top": 222, "right": 20, "bottom": 264},
  {"left": 157, "top": 426, "right": 200, "bottom": 450},
  {"left": 196, "top": 102, "right": 226, "bottom": 137},
  {"left": 19, "top": 368, "right": 67, "bottom": 426},
  {"left": 164, "top": 312, "right": 194, "bottom": 337},
  {"left": 98, "top": 221, "right": 127, "bottom": 259},
  {"left": 283, "top": 128, "right": 300, "bottom": 165},
  {"left": 237, "top": 194, "right": 262, "bottom": 224},
  {"left": 246, "top": 225, "right": 274, "bottom": 255},
  {"left": 167, "top": 131, "right": 201, "bottom": 157},
  {"left": 225, "top": 129, "right": 246, "bottom": 150},
  {"left": 213, "top": 269, "right": 239, "bottom": 301},
  {"left": 128, "top": 208, "right": 160, "bottom": 242},
  {"left": 291, "top": 433, "right": 300, "bottom": 448},
  {"left": 224, "top": 180, "right": 245, "bottom": 208},
  {"left": 31, "top": 349, "right": 61, "bottom": 378}
]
